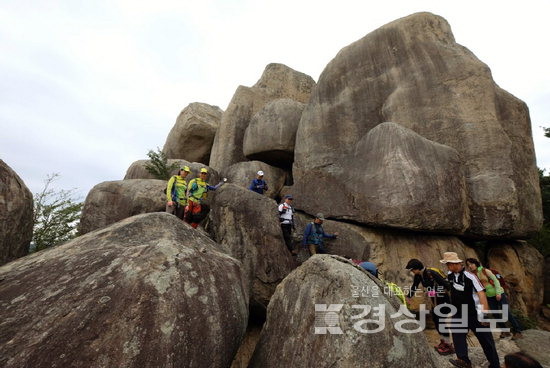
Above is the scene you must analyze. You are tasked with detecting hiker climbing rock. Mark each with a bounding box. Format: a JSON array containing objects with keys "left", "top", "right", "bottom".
[
  {"left": 278, "top": 194, "right": 295, "bottom": 253},
  {"left": 166, "top": 166, "right": 191, "bottom": 220},
  {"left": 185, "top": 168, "right": 226, "bottom": 228},
  {"left": 249, "top": 170, "right": 268, "bottom": 195},
  {"left": 302, "top": 213, "right": 338, "bottom": 255},
  {"left": 355, "top": 260, "right": 407, "bottom": 305},
  {"left": 441, "top": 252, "right": 500, "bottom": 368},
  {"left": 405, "top": 258, "right": 454, "bottom": 355},
  {"left": 465, "top": 258, "right": 523, "bottom": 340}
]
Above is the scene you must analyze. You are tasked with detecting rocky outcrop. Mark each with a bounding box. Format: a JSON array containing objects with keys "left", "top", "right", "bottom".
[
  {"left": 162, "top": 102, "right": 223, "bottom": 164},
  {"left": 294, "top": 122, "right": 469, "bottom": 233},
  {"left": 79, "top": 179, "right": 166, "bottom": 234},
  {"left": 208, "top": 184, "right": 295, "bottom": 314},
  {"left": 487, "top": 241, "right": 544, "bottom": 316},
  {"left": 209, "top": 63, "right": 315, "bottom": 171},
  {"left": 0, "top": 213, "right": 248, "bottom": 368},
  {"left": 222, "top": 161, "right": 287, "bottom": 199},
  {"left": 249, "top": 255, "right": 437, "bottom": 367},
  {"left": 0, "top": 159, "right": 33, "bottom": 265},
  {"left": 515, "top": 329, "right": 550, "bottom": 367},
  {"left": 123, "top": 159, "right": 218, "bottom": 182},
  {"left": 243, "top": 99, "right": 305, "bottom": 168},
  {"left": 293, "top": 12, "right": 542, "bottom": 238}
]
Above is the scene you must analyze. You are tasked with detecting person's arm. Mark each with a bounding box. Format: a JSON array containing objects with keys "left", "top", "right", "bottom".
[
  {"left": 431, "top": 269, "right": 451, "bottom": 291},
  {"left": 485, "top": 269, "right": 504, "bottom": 300},
  {"left": 302, "top": 223, "right": 312, "bottom": 245},
  {"left": 263, "top": 180, "right": 268, "bottom": 191},
  {"left": 279, "top": 203, "right": 287, "bottom": 215},
  {"left": 187, "top": 180, "right": 197, "bottom": 199},
  {"left": 322, "top": 227, "right": 337, "bottom": 239},
  {"left": 207, "top": 178, "right": 227, "bottom": 191},
  {"left": 249, "top": 179, "right": 256, "bottom": 191},
  {"left": 407, "top": 274, "right": 422, "bottom": 298},
  {"left": 166, "top": 176, "right": 176, "bottom": 203},
  {"left": 477, "top": 290, "right": 490, "bottom": 313}
]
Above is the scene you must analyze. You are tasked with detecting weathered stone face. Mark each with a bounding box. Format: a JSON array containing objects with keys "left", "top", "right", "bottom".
[
  {"left": 293, "top": 12, "right": 542, "bottom": 238},
  {"left": 0, "top": 213, "right": 248, "bottom": 368},
  {"left": 243, "top": 98, "right": 305, "bottom": 168},
  {"left": 123, "top": 159, "right": 219, "bottom": 183},
  {"left": 222, "top": 161, "right": 288, "bottom": 200},
  {"left": 0, "top": 159, "right": 33, "bottom": 265},
  {"left": 487, "top": 241, "right": 544, "bottom": 317},
  {"left": 209, "top": 63, "right": 315, "bottom": 171},
  {"left": 79, "top": 179, "right": 166, "bottom": 234},
  {"left": 249, "top": 255, "right": 437, "bottom": 367},
  {"left": 162, "top": 102, "right": 223, "bottom": 164},
  {"left": 208, "top": 184, "right": 296, "bottom": 314}
]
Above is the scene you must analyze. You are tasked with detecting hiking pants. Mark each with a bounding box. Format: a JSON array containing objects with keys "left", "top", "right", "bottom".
[
  {"left": 280, "top": 224, "right": 293, "bottom": 252},
  {"left": 185, "top": 201, "right": 202, "bottom": 228},
  {"left": 451, "top": 313, "right": 500, "bottom": 368},
  {"left": 431, "top": 298, "right": 451, "bottom": 337},
  {"left": 166, "top": 202, "right": 185, "bottom": 220},
  {"left": 487, "top": 293, "right": 523, "bottom": 333}
]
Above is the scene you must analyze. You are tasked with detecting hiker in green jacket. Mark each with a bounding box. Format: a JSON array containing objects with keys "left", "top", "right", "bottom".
[{"left": 166, "top": 166, "right": 191, "bottom": 220}]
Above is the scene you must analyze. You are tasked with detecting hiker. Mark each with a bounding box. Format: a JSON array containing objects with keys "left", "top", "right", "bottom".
[
  {"left": 503, "top": 352, "right": 543, "bottom": 368},
  {"left": 166, "top": 165, "right": 191, "bottom": 220},
  {"left": 278, "top": 195, "right": 295, "bottom": 253},
  {"left": 358, "top": 261, "right": 378, "bottom": 277},
  {"left": 249, "top": 170, "right": 268, "bottom": 195},
  {"left": 441, "top": 252, "right": 500, "bottom": 368},
  {"left": 185, "top": 168, "right": 226, "bottom": 228},
  {"left": 302, "top": 213, "right": 338, "bottom": 255},
  {"left": 405, "top": 258, "right": 454, "bottom": 355},
  {"left": 465, "top": 258, "right": 523, "bottom": 340},
  {"left": 356, "top": 260, "right": 407, "bottom": 305}
]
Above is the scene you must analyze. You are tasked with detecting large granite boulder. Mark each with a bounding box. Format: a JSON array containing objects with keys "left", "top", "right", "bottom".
[
  {"left": 222, "top": 161, "right": 287, "bottom": 199},
  {"left": 515, "top": 329, "right": 550, "bottom": 367},
  {"left": 162, "top": 102, "right": 223, "bottom": 164},
  {"left": 209, "top": 63, "right": 315, "bottom": 171},
  {"left": 0, "top": 159, "right": 33, "bottom": 265},
  {"left": 249, "top": 255, "right": 437, "bottom": 367},
  {"left": 243, "top": 98, "right": 305, "bottom": 168},
  {"left": 79, "top": 179, "right": 166, "bottom": 234},
  {"left": 0, "top": 213, "right": 248, "bottom": 368},
  {"left": 293, "top": 12, "right": 542, "bottom": 238},
  {"left": 208, "top": 184, "right": 295, "bottom": 314},
  {"left": 294, "top": 122, "right": 469, "bottom": 233},
  {"left": 487, "top": 241, "right": 544, "bottom": 316},
  {"left": 123, "top": 159, "right": 219, "bottom": 182}
]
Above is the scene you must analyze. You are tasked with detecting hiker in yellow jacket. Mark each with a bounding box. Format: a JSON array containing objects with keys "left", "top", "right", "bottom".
[
  {"left": 185, "top": 168, "right": 226, "bottom": 228},
  {"left": 166, "top": 166, "right": 191, "bottom": 220}
]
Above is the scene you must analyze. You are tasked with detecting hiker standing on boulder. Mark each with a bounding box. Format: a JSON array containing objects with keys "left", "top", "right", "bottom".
[
  {"left": 302, "top": 213, "right": 338, "bottom": 256},
  {"left": 405, "top": 259, "right": 454, "bottom": 355},
  {"left": 249, "top": 170, "right": 268, "bottom": 195},
  {"left": 278, "top": 195, "right": 295, "bottom": 253},
  {"left": 185, "top": 168, "right": 226, "bottom": 229},
  {"left": 166, "top": 166, "right": 191, "bottom": 220},
  {"left": 465, "top": 258, "right": 523, "bottom": 340},
  {"left": 441, "top": 252, "right": 500, "bottom": 368}
]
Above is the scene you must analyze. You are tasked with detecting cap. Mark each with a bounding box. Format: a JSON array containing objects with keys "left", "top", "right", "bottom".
[
  {"left": 200, "top": 168, "right": 208, "bottom": 173},
  {"left": 257, "top": 170, "right": 264, "bottom": 176},
  {"left": 405, "top": 259, "right": 424, "bottom": 271},
  {"left": 284, "top": 194, "right": 293, "bottom": 199},
  {"left": 315, "top": 213, "right": 325, "bottom": 220},
  {"left": 180, "top": 166, "right": 191, "bottom": 172}
]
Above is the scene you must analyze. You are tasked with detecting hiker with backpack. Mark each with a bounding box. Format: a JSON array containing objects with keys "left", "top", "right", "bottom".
[
  {"left": 249, "top": 170, "right": 268, "bottom": 195},
  {"left": 166, "top": 166, "right": 191, "bottom": 220},
  {"left": 356, "top": 260, "right": 407, "bottom": 306},
  {"left": 278, "top": 195, "right": 296, "bottom": 253},
  {"left": 465, "top": 258, "right": 523, "bottom": 340},
  {"left": 441, "top": 252, "right": 500, "bottom": 368},
  {"left": 302, "top": 213, "right": 338, "bottom": 255},
  {"left": 405, "top": 258, "right": 454, "bottom": 355},
  {"left": 185, "top": 168, "right": 226, "bottom": 228}
]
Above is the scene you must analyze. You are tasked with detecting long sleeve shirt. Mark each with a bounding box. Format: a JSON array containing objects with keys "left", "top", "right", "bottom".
[{"left": 249, "top": 179, "right": 268, "bottom": 194}]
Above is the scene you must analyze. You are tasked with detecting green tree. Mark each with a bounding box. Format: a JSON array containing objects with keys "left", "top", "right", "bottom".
[
  {"left": 32, "top": 173, "right": 83, "bottom": 251},
  {"left": 144, "top": 147, "right": 179, "bottom": 180}
]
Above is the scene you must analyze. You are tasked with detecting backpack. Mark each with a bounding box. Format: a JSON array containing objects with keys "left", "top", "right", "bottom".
[
  {"left": 163, "top": 176, "right": 179, "bottom": 202},
  {"left": 427, "top": 267, "right": 446, "bottom": 279},
  {"left": 482, "top": 268, "right": 508, "bottom": 290}
]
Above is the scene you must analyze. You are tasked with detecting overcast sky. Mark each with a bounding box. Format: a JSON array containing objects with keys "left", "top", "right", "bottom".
[{"left": 1, "top": 0, "right": 549, "bottom": 200}]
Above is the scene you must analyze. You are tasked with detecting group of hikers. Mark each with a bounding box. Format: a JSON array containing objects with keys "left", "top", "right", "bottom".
[{"left": 165, "top": 168, "right": 541, "bottom": 368}]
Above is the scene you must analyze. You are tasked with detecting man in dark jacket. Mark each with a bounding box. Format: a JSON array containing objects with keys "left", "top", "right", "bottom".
[
  {"left": 249, "top": 170, "right": 268, "bottom": 195},
  {"left": 302, "top": 213, "right": 338, "bottom": 255}
]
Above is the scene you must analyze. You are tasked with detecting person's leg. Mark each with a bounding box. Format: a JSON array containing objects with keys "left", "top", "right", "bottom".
[
  {"left": 500, "top": 293, "right": 523, "bottom": 333},
  {"left": 308, "top": 244, "right": 317, "bottom": 255},
  {"left": 471, "top": 315, "right": 500, "bottom": 368},
  {"left": 190, "top": 202, "right": 202, "bottom": 228},
  {"left": 281, "top": 224, "right": 293, "bottom": 252},
  {"left": 166, "top": 202, "right": 176, "bottom": 215},
  {"left": 317, "top": 243, "right": 327, "bottom": 254},
  {"left": 175, "top": 203, "right": 185, "bottom": 220},
  {"left": 487, "top": 296, "right": 506, "bottom": 331},
  {"left": 450, "top": 330, "right": 470, "bottom": 365}
]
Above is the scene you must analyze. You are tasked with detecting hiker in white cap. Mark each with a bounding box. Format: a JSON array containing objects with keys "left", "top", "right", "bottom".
[
  {"left": 249, "top": 170, "right": 269, "bottom": 195},
  {"left": 441, "top": 252, "right": 500, "bottom": 368}
]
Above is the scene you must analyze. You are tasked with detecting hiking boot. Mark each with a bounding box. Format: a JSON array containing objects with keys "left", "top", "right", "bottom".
[
  {"left": 433, "top": 339, "right": 445, "bottom": 350},
  {"left": 436, "top": 342, "right": 455, "bottom": 356},
  {"left": 500, "top": 332, "right": 512, "bottom": 338},
  {"left": 511, "top": 332, "right": 523, "bottom": 340},
  {"left": 449, "top": 358, "right": 472, "bottom": 368}
]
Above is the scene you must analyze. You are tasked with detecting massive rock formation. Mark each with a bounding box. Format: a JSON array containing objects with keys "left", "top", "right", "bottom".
[
  {"left": 209, "top": 63, "right": 315, "bottom": 171},
  {"left": 208, "top": 184, "right": 295, "bottom": 314},
  {"left": 243, "top": 99, "right": 305, "bottom": 168},
  {"left": 487, "top": 241, "right": 544, "bottom": 316},
  {"left": 293, "top": 12, "right": 542, "bottom": 238},
  {"left": 0, "top": 159, "right": 33, "bottom": 265},
  {"left": 249, "top": 255, "right": 437, "bottom": 367},
  {"left": 123, "top": 159, "right": 219, "bottom": 183},
  {"left": 0, "top": 213, "right": 248, "bottom": 368},
  {"left": 79, "top": 179, "right": 166, "bottom": 234},
  {"left": 162, "top": 102, "right": 223, "bottom": 164},
  {"left": 222, "top": 161, "right": 287, "bottom": 199}
]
